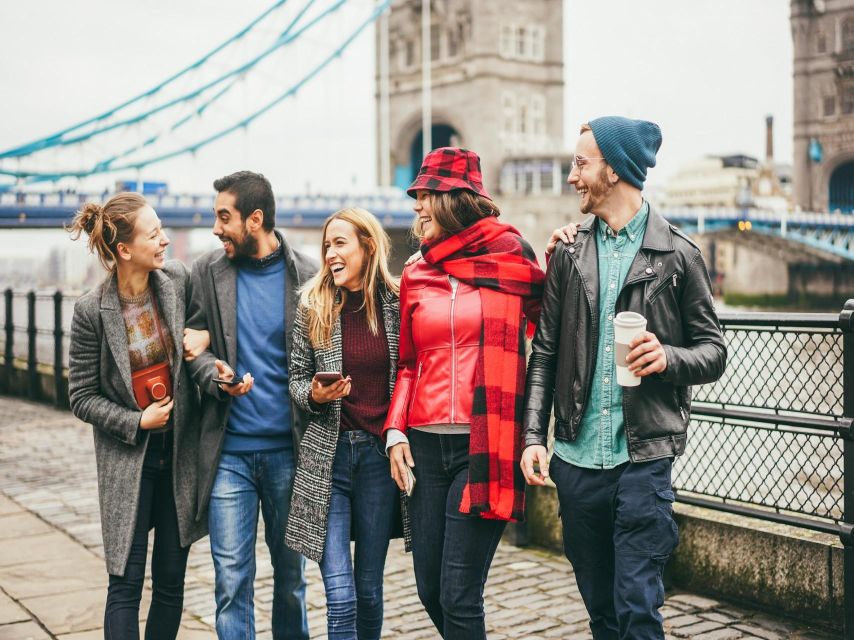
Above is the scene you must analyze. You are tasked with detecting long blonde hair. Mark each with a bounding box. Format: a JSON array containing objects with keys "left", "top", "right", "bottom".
[{"left": 301, "top": 207, "right": 399, "bottom": 347}]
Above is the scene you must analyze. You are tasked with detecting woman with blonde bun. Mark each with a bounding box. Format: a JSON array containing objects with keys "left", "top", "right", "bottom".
[{"left": 67, "top": 192, "right": 209, "bottom": 639}]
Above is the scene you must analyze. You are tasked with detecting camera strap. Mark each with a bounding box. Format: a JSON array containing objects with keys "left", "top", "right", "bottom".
[{"left": 149, "top": 290, "right": 172, "bottom": 367}]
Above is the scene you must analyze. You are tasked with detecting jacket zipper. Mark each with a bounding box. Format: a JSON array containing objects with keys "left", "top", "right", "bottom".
[
  {"left": 411, "top": 361, "right": 424, "bottom": 411},
  {"left": 449, "top": 276, "right": 459, "bottom": 423},
  {"left": 648, "top": 272, "right": 677, "bottom": 302}
]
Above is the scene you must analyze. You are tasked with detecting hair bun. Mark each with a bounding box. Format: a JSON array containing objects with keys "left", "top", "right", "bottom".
[{"left": 78, "top": 202, "right": 103, "bottom": 234}]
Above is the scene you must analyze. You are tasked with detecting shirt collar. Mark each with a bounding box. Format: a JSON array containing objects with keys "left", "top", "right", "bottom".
[
  {"left": 600, "top": 200, "right": 649, "bottom": 242},
  {"left": 239, "top": 239, "right": 283, "bottom": 269}
]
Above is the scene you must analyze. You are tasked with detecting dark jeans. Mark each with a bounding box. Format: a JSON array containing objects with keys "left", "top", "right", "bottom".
[
  {"left": 104, "top": 431, "right": 190, "bottom": 640},
  {"left": 319, "top": 430, "right": 399, "bottom": 640},
  {"left": 551, "top": 455, "right": 680, "bottom": 640},
  {"left": 407, "top": 430, "right": 505, "bottom": 640}
]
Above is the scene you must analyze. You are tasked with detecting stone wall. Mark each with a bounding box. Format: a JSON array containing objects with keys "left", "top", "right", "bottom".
[{"left": 524, "top": 482, "right": 843, "bottom": 632}]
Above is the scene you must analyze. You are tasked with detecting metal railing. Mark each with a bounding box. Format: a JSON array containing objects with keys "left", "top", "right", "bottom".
[
  {"left": 673, "top": 302, "right": 854, "bottom": 634},
  {"left": 1, "top": 288, "right": 78, "bottom": 407}
]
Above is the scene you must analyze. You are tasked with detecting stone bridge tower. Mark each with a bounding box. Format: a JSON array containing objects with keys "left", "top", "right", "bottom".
[
  {"left": 376, "top": 0, "right": 564, "bottom": 195},
  {"left": 791, "top": 0, "right": 854, "bottom": 212}
]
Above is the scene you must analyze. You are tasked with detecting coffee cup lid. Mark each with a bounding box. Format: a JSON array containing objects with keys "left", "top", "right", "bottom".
[{"left": 614, "top": 311, "right": 646, "bottom": 327}]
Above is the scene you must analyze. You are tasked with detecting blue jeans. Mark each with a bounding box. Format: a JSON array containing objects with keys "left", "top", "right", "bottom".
[
  {"left": 319, "top": 430, "right": 399, "bottom": 640},
  {"left": 105, "top": 431, "right": 189, "bottom": 640},
  {"left": 550, "top": 456, "right": 680, "bottom": 640},
  {"left": 407, "top": 430, "right": 506, "bottom": 640},
  {"left": 209, "top": 448, "right": 308, "bottom": 640}
]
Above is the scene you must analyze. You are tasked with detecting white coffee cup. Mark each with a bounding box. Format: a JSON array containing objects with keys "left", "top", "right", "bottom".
[{"left": 613, "top": 311, "right": 647, "bottom": 387}]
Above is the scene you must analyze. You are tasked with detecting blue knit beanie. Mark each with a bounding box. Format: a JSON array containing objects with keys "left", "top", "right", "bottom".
[{"left": 588, "top": 116, "right": 662, "bottom": 190}]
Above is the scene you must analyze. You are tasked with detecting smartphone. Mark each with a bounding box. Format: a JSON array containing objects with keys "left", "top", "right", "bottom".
[
  {"left": 213, "top": 375, "right": 244, "bottom": 386},
  {"left": 315, "top": 371, "right": 344, "bottom": 386},
  {"left": 404, "top": 466, "right": 416, "bottom": 497}
]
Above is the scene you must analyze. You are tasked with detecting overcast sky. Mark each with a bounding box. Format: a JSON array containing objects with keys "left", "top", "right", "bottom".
[{"left": 0, "top": 0, "right": 792, "bottom": 198}]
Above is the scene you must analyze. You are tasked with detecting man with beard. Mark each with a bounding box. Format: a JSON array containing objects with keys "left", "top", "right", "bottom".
[
  {"left": 185, "top": 171, "right": 316, "bottom": 639},
  {"left": 520, "top": 118, "right": 726, "bottom": 639}
]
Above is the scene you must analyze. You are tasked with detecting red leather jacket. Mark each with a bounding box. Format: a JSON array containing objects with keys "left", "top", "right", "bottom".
[{"left": 384, "top": 259, "right": 482, "bottom": 433}]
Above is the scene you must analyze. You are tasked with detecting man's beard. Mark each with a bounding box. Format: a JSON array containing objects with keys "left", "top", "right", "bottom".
[
  {"left": 226, "top": 227, "right": 259, "bottom": 261},
  {"left": 580, "top": 166, "right": 614, "bottom": 214}
]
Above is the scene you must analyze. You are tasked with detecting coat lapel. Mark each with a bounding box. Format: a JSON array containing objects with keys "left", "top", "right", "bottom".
[
  {"left": 99, "top": 275, "right": 137, "bottom": 406},
  {"left": 379, "top": 286, "right": 400, "bottom": 397},
  {"left": 279, "top": 231, "right": 300, "bottom": 362},
  {"left": 211, "top": 255, "right": 238, "bottom": 366},
  {"left": 325, "top": 288, "right": 344, "bottom": 374},
  {"left": 569, "top": 222, "right": 599, "bottom": 322},
  {"left": 150, "top": 270, "right": 181, "bottom": 382},
  {"left": 623, "top": 208, "right": 673, "bottom": 290}
]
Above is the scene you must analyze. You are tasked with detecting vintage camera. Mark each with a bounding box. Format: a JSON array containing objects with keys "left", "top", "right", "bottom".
[{"left": 131, "top": 362, "right": 172, "bottom": 409}]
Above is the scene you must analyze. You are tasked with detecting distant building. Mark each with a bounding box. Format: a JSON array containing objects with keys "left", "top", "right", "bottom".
[
  {"left": 377, "top": 0, "right": 565, "bottom": 194},
  {"left": 662, "top": 117, "right": 792, "bottom": 210},
  {"left": 44, "top": 244, "right": 96, "bottom": 289},
  {"left": 791, "top": 0, "right": 854, "bottom": 212},
  {"left": 662, "top": 155, "right": 761, "bottom": 209}
]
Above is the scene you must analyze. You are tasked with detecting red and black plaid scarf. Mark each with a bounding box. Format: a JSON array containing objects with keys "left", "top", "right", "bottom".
[{"left": 421, "top": 216, "right": 545, "bottom": 521}]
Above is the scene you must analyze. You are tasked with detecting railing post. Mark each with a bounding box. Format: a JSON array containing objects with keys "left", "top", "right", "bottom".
[
  {"left": 53, "top": 290, "right": 65, "bottom": 408},
  {"left": 840, "top": 299, "right": 854, "bottom": 639},
  {"left": 3, "top": 288, "right": 12, "bottom": 391},
  {"left": 26, "top": 290, "right": 37, "bottom": 400}
]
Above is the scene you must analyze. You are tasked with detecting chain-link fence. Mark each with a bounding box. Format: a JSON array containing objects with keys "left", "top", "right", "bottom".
[{"left": 673, "top": 311, "right": 850, "bottom": 531}]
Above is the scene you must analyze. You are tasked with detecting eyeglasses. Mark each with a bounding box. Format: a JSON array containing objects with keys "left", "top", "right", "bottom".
[{"left": 570, "top": 156, "right": 606, "bottom": 171}]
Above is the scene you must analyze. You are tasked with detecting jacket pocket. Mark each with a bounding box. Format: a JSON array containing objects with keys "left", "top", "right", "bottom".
[
  {"left": 554, "top": 417, "right": 577, "bottom": 441},
  {"left": 647, "top": 272, "right": 678, "bottom": 303}
]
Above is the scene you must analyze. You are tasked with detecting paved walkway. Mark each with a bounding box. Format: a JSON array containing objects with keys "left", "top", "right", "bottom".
[{"left": 0, "top": 396, "right": 834, "bottom": 639}]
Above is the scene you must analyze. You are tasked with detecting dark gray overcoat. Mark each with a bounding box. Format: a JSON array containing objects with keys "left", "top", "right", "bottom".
[{"left": 68, "top": 260, "right": 206, "bottom": 576}]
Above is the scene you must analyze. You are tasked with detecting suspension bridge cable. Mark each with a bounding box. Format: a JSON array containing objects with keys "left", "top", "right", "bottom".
[
  {"left": 24, "top": 0, "right": 343, "bottom": 156},
  {"left": 0, "top": 0, "right": 390, "bottom": 181},
  {"left": 88, "top": 0, "right": 324, "bottom": 172},
  {"left": 0, "top": 0, "right": 289, "bottom": 160}
]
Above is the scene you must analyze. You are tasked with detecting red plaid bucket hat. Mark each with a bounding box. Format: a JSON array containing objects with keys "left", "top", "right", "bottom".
[{"left": 407, "top": 147, "right": 493, "bottom": 201}]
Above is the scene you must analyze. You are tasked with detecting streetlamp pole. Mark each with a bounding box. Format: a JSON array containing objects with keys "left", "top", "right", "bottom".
[
  {"left": 421, "top": 0, "right": 432, "bottom": 158},
  {"left": 378, "top": 1, "right": 391, "bottom": 187}
]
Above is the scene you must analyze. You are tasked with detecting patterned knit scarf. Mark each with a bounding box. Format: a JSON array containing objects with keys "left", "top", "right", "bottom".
[{"left": 421, "top": 216, "right": 545, "bottom": 521}]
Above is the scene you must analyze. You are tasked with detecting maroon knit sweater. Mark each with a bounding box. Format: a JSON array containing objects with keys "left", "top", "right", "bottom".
[{"left": 340, "top": 290, "right": 390, "bottom": 436}]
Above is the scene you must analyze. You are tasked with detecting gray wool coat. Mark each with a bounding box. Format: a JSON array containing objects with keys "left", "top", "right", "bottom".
[
  {"left": 68, "top": 260, "right": 207, "bottom": 576},
  {"left": 286, "top": 285, "right": 412, "bottom": 563},
  {"left": 184, "top": 232, "right": 318, "bottom": 521}
]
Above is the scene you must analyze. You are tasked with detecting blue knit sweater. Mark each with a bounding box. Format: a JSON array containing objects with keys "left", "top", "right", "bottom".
[{"left": 223, "top": 255, "right": 292, "bottom": 453}]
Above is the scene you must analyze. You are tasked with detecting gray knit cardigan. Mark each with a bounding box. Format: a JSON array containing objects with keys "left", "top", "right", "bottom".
[{"left": 286, "top": 284, "right": 411, "bottom": 563}]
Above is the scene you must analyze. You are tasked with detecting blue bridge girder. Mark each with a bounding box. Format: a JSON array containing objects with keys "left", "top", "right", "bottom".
[
  {"left": 2, "top": 192, "right": 854, "bottom": 261},
  {"left": 0, "top": 190, "right": 417, "bottom": 230},
  {"left": 656, "top": 207, "right": 854, "bottom": 262}
]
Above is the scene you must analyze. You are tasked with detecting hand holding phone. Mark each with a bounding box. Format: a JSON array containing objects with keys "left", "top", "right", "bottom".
[
  {"left": 315, "top": 371, "right": 344, "bottom": 386},
  {"left": 213, "top": 360, "right": 254, "bottom": 397},
  {"left": 404, "top": 466, "right": 416, "bottom": 497},
  {"left": 310, "top": 372, "right": 351, "bottom": 404}
]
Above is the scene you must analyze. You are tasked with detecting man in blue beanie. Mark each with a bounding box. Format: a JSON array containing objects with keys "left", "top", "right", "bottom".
[{"left": 521, "top": 118, "right": 726, "bottom": 639}]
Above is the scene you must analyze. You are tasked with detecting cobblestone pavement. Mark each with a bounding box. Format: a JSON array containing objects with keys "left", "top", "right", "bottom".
[{"left": 0, "top": 396, "right": 836, "bottom": 639}]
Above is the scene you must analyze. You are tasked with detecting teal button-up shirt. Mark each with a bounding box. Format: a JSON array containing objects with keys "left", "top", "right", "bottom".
[{"left": 554, "top": 201, "right": 649, "bottom": 469}]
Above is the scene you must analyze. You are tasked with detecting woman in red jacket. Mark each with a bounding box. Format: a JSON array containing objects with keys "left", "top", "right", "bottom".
[{"left": 385, "top": 147, "right": 545, "bottom": 640}]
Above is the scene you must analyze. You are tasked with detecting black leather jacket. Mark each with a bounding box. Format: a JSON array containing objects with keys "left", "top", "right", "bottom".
[{"left": 523, "top": 208, "right": 726, "bottom": 462}]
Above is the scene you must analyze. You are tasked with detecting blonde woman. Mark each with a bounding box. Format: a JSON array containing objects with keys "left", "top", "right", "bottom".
[
  {"left": 67, "top": 192, "right": 209, "bottom": 639},
  {"left": 286, "top": 208, "right": 410, "bottom": 640}
]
